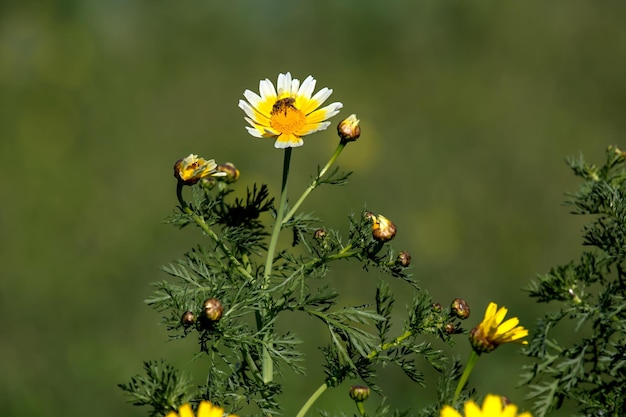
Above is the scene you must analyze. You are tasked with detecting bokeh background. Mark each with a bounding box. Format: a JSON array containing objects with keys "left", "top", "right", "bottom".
[{"left": 1, "top": 1, "right": 624, "bottom": 416}]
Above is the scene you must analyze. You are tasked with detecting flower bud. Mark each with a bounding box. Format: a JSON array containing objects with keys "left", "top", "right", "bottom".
[
  {"left": 337, "top": 114, "right": 361, "bottom": 143},
  {"left": 395, "top": 251, "right": 411, "bottom": 267},
  {"left": 216, "top": 162, "right": 240, "bottom": 183},
  {"left": 349, "top": 385, "right": 370, "bottom": 402},
  {"left": 432, "top": 302, "right": 443, "bottom": 313},
  {"left": 181, "top": 310, "right": 196, "bottom": 327},
  {"left": 445, "top": 322, "right": 456, "bottom": 334},
  {"left": 313, "top": 228, "right": 327, "bottom": 241},
  {"left": 451, "top": 298, "right": 470, "bottom": 320},
  {"left": 202, "top": 298, "right": 224, "bottom": 322},
  {"left": 367, "top": 212, "right": 397, "bottom": 242},
  {"left": 568, "top": 288, "right": 582, "bottom": 305}
]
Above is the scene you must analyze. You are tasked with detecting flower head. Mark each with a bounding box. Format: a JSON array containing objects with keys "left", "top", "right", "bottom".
[
  {"left": 239, "top": 72, "right": 343, "bottom": 148},
  {"left": 174, "top": 154, "right": 226, "bottom": 185},
  {"left": 440, "top": 394, "right": 532, "bottom": 417},
  {"left": 165, "top": 401, "right": 237, "bottom": 417},
  {"left": 469, "top": 302, "right": 528, "bottom": 354}
]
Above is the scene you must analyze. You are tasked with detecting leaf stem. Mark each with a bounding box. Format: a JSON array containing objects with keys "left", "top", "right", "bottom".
[{"left": 282, "top": 142, "right": 346, "bottom": 226}]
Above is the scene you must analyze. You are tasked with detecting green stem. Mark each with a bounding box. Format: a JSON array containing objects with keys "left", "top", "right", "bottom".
[
  {"left": 282, "top": 142, "right": 346, "bottom": 226},
  {"left": 176, "top": 182, "right": 255, "bottom": 283},
  {"left": 296, "top": 329, "right": 414, "bottom": 417},
  {"left": 261, "top": 147, "right": 293, "bottom": 384},
  {"left": 453, "top": 350, "right": 480, "bottom": 403},
  {"left": 355, "top": 401, "right": 368, "bottom": 417},
  {"left": 295, "top": 383, "right": 328, "bottom": 417}
]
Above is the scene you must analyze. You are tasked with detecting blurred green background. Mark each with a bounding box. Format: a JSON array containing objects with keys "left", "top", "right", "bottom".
[{"left": 1, "top": 1, "right": 624, "bottom": 416}]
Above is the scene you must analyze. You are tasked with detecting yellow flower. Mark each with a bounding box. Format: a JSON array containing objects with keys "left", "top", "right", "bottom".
[
  {"left": 469, "top": 302, "right": 528, "bottom": 354},
  {"left": 238, "top": 72, "right": 343, "bottom": 148},
  {"left": 174, "top": 154, "right": 226, "bottom": 185},
  {"left": 440, "top": 394, "right": 532, "bottom": 417},
  {"left": 165, "top": 400, "right": 238, "bottom": 417}
]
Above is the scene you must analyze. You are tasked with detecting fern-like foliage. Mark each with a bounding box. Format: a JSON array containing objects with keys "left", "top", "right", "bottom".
[{"left": 522, "top": 146, "right": 626, "bottom": 417}]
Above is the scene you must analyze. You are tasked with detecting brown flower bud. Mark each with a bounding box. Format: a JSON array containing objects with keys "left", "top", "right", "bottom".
[
  {"left": 216, "top": 162, "right": 240, "bottom": 183},
  {"left": 337, "top": 114, "right": 361, "bottom": 143},
  {"left": 432, "top": 302, "right": 443, "bottom": 313},
  {"left": 181, "top": 310, "right": 196, "bottom": 327},
  {"left": 451, "top": 298, "right": 470, "bottom": 320},
  {"left": 349, "top": 385, "right": 370, "bottom": 402},
  {"left": 368, "top": 212, "right": 397, "bottom": 242},
  {"left": 445, "top": 322, "right": 456, "bottom": 334},
  {"left": 313, "top": 228, "right": 327, "bottom": 241},
  {"left": 202, "top": 298, "right": 224, "bottom": 322},
  {"left": 396, "top": 251, "right": 411, "bottom": 267}
]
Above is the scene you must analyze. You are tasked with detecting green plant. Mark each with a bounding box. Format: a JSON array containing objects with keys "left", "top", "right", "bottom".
[{"left": 522, "top": 146, "right": 626, "bottom": 417}]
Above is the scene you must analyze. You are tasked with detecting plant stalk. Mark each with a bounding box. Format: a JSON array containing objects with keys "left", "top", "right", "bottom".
[
  {"left": 261, "top": 147, "right": 293, "bottom": 384},
  {"left": 282, "top": 142, "right": 345, "bottom": 226}
]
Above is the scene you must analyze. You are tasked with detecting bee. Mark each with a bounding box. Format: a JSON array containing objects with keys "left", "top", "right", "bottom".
[{"left": 271, "top": 97, "right": 296, "bottom": 116}]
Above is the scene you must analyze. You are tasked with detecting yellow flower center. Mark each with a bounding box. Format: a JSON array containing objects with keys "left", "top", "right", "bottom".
[{"left": 270, "top": 97, "right": 306, "bottom": 134}]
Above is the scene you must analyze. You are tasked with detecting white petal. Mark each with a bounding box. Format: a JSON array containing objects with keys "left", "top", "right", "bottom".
[
  {"left": 274, "top": 137, "right": 304, "bottom": 148},
  {"left": 259, "top": 78, "right": 276, "bottom": 99},
  {"left": 311, "top": 87, "right": 332, "bottom": 106},
  {"left": 298, "top": 75, "right": 316, "bottom": 99},
  {"left": 290, "top": 78, "right": 300, "bottom": 96},
  {"left": 320, "top": 102, "right": 343, "bottom": 118},
  {"left": 243, "top": 90, "right": 263, "bottom": 109},
  {"left": 245, "top": 126, "right": 264, "bottom": 138},
  {"left": 239, "top": 100, "right": 257, "bottom": 119},
  {"left": 277, "top": 72, "right": 291, "bottom": 96}
]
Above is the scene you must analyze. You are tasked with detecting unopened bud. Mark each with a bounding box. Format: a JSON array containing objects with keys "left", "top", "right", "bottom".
[
  {"left": 202, "top": 298, "right": 224, "bottom": 322},
  {"left": 432, "top": 302, "right": 443, "bottom": 313},
  {"left": 451, "top": 298, "right": 470, "bottom": 320},
  {"left": 367, "top": 212, "right": 397, "bottom": 242},
  {"left": 396, "top": 251, "right": 411, "bottom": 267},
  {"left": 181, "top": 310, "right": 196, "bottom": 327},
  {"left": 217, "top": 162, "right": 240, "bottom": 183},
  {"left": 568, "top": 288, "right": 582, "bottom": 305},
  {"left": 349, "top": 385, "right": 370, "bottom": 402},
  {"left": 337, "top": 114, "right": 361, "bottom": 143},
  {"left": 313, "top": 229, "right": 327, "bottom": 241},
  {"left": 445, "top": 322, "right": 456, "bottom": 334}
]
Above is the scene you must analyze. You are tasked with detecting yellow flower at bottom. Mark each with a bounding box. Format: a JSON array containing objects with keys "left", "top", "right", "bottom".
[
  {"left": 469, "top": 302, "right": 528, "bottom": 354},
  {"left": 238, "top": 72, "right": 343, "bottom": 148},
  {"left": 441, "top": 394, "right": 532, "bottom": 417},
  {"left": 165, "top": 401, "right": 238, "bottom": 417}
]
